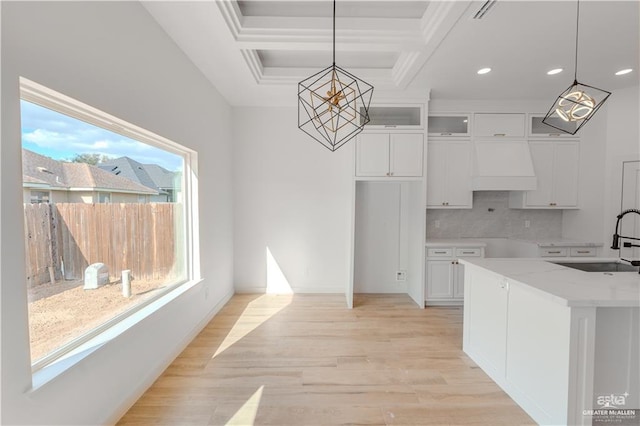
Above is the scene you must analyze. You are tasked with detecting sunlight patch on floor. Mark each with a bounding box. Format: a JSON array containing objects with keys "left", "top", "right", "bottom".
[
  {"left": 225, "top": 385, "right": 264, "bottom": 425},
  {"left": 213, "top": 293, "right": 292, "bottom": 358}
]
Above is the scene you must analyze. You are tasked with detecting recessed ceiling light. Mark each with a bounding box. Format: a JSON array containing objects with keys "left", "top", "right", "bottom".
[
  {"left": 615, "top": 68, "right": 633, "bottom": 76},
  {"left": 477, "top": 68, "right": 491, "bottom": 75},
  {"left": 547, "top": 68, "right": 563, "bottom": 75}
]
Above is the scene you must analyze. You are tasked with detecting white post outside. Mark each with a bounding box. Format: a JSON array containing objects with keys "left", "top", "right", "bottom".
[{"left": 122, "top": 270, "right": 131, "bottom": 297}]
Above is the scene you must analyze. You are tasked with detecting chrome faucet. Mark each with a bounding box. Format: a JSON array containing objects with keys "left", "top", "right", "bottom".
[{"left": 611, "top": 208, "right": 640, "bottom": 271}]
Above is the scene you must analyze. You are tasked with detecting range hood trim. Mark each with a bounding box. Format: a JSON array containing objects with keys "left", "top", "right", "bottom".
[
  {"left": 471, "top": 139, "right": 538, "bottom": 191},
  {"left": 472, "top": 176, "right": 537, "bottom": 191}
]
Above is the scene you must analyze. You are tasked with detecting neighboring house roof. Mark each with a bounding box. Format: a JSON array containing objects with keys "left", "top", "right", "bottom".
[
  {"left": 22, "top": 149, "right": 158, "bottom": 195},
  {"left": 99, "top": 157, "right": 179, "bottom": 193}
]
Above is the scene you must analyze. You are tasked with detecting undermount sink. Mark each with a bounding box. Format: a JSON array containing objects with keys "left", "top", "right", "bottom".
[{"left": 551, "top": 261, "right": 639, "bottom": 273}]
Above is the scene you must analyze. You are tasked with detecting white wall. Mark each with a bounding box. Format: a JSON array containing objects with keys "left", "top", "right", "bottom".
[
  {"left": 232, "top": 107, "right": 353, "bottom": 293},
  {"left": 354, "top": 181, "right": 407, "bottom": 293},
  {"left": 563, "top": 86, "right": 640, "bottom": 254},
  {"left": 1, "top": 2, "right": 234, "bottom": 425}
]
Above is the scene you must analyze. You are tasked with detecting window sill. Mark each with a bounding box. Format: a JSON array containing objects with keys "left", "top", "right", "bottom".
[{"left": 30, "top": 277, "right": 203, "bottom": 392}]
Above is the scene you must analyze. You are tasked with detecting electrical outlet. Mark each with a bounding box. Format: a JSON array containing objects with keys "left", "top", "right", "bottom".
[
  {"left": 435, "top": 220, "right": 440, "bottom": 228},
  {"left": 525, "top": 220, "right": 530, "bottom": 228},
  {"left": 396, "top": 271, "right": 406, "bottom": 282}
]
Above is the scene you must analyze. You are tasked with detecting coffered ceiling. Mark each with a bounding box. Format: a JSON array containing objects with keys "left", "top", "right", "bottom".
[{"left": 143, "top": 1, "right": 640, "bottom": 106}]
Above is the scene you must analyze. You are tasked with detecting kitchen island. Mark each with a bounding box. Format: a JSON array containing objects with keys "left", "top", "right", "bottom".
[{"left": 460, "top": 258, "right": 639, "bottom": 426}]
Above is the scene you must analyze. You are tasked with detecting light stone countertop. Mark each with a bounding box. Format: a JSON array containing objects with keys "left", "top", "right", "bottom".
[
  {"left": 509, "top": 238, "right": 604, "bottom": 247},
  {"left": 425, "top": 239, "right": 487, "bottom": 247},
  {"left": 426, "top": 238, "right": 602, "bottom": 248},
  {"left": 459, "top": 258, "right": 640, "bottom": 308}
]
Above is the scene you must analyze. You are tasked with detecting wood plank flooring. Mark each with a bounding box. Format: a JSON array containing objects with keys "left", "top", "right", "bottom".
[{"left": 117, "top": 294, "right": 534, "bottom": 425}]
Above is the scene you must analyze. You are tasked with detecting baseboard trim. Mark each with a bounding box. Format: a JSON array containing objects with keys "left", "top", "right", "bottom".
[{"left": 234, "top": 286, "right": 345, "bottom": 294}]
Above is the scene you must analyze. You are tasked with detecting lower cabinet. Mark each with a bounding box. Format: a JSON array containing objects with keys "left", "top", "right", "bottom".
[
  {"left": 463, "top": 267, "right": 510, "bottom": 378},
  {"left": 425, "top": 246, "right": 484, "bottom": 305}
]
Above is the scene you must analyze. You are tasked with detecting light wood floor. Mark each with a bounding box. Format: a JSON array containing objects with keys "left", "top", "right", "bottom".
[{"left": 117, "top": 294, "right": 535, "bottom": 425}]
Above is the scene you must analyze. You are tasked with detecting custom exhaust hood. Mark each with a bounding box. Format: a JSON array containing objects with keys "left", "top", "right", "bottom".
[{"left": 471, "top": 140, "right": 537, "bottom": 191}]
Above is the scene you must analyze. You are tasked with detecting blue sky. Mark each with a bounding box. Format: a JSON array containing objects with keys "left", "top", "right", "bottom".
[{"left": 20, "top": 100, "right": 182, "bottom": 172}]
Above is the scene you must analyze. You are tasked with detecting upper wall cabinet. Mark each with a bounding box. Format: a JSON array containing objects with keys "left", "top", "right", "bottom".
[
  {"left": 426, "top": 140, "right": 472, "bottom": 208},
  {"left": 473, "top": 113, "right": 526, "bottom": 138},
  {"left": 356, "top": 133, "right": 423, "bottom": 177},
  {"left": 509, "top": 140, "right": 580, "bottom": 209},
  {"left": 528, "top": 114, "right": 578, "bottom": 138},
  {"left": 428, "top": 114, "right": 471, "bottom": 137},
  {"left": 361, "top": 105, "right": 423, "bottom": 129}
]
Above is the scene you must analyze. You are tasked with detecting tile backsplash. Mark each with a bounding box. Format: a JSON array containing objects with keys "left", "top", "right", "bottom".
[{"left": 426, "top": 191, "right": 563, "bottom": 240}]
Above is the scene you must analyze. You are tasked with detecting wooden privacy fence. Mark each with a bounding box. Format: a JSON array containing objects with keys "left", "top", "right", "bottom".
[{"left": 24, "top": 203, "right": 177, "bottom": 287}]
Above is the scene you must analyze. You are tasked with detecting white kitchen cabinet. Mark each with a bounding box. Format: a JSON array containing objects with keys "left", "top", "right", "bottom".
[
  {"left": 363, "top": 105, "right": 423, "bottom": 129},
  {"left": 427, "top": 114, "right": 470, "bottom": 137},
  {"left": 426, "top": 140, "right": 472, "bottom": 208},
  {"left": 426, "top": 260, "right": 454, "bottom": 299},
  {"left": 356, "top": 133, "right": 423, "bottom": 177},
  {"left": 473, "top": 113, "right": 526, "bottom": 138},
  {"left": 463, "top": 267, "right": 509, "bottom": 379},
  {"left": 539, "top": 246, "right": 597, "bottom": 257},
  {"left": 509, "top": 140, "right": 579, "bottom": 209},
  {"left": 425, "top": 245, "right": 484, "bottom": 305},
  {"left": 528, "top": 114, "right": 578, "bottom": 137}
]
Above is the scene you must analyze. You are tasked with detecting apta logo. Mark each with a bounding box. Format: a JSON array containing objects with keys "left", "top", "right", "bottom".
[{"left": 596, "top": 392, "right": 629, "bottom": 408}]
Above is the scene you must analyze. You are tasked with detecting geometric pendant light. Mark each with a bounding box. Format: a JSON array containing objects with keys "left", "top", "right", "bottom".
[
  {"left": 542, "top": 0, "right": 611, "bottom": 135},
  {"left": 298, "top": 0, "right": 374, "bottom": 151}
]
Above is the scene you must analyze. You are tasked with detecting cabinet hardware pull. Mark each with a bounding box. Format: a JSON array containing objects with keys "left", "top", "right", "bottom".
[
  {"left": 441, "top": 132, "right": 452, "bottom": 136},
  {"left": 494, "top": 133, "right": 506, "bottom": 137},
  {"left": 576, "top": 250, "right": 590, "bottom": 253},
  {"left": 461, "top": 251, "right": 474, "bottom": 254},
  {"left": 434, "top": 251, "right": 447, "bottom": 254},
  {"left": 548, "top": 251, "right": 561, "bottom": 254}
]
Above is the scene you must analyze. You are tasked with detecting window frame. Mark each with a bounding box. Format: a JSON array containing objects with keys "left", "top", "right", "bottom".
[
  {"left": 30, "top": 190, "right": 50, "bottom": 204},
  {"left": 20, "top": 77, "right": 201, "bottom": 372}
]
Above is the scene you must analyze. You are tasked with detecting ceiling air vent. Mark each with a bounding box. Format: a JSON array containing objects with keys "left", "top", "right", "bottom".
[{"left": 472, "top": 0, "right": 497, "bottom": 20}]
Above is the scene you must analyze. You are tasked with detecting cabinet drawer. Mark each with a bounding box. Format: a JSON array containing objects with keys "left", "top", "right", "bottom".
[
  {"left": 570, "top": 247, "right": 596, "bottom": 257},
  {"left": 427, "top": 248, "right": 453, "bottom": 257},
  {"left": 539, "top": 247, "right": 568, "bottom": 257},
  {"left": 456, "top": 248, "right": 482, "bottom": 257}
]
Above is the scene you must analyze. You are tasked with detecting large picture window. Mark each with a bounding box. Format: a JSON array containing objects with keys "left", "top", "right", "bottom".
[{"left": 20, "top": 78, "right": 199, "bottom": 370}]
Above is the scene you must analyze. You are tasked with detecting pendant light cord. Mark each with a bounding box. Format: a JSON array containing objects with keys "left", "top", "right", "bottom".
[
  {"left": 332, "top": 0, "right": 336, "bottom": 65},
  {"left": 573, "top": 0, "right": 580, "bottom": 83}
]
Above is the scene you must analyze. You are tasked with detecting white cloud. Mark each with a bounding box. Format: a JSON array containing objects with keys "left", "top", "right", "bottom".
[{"left": 21, "top": 100, "right": 183, "bottom": 171}]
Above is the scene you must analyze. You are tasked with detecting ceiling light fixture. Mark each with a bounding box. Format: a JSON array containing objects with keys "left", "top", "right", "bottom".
[
  {"left": 477, "top": 67, "right": 491, "bottom": 75},
  {"left": 547, "top": 68, "right": 563, "bottom": 75},
  {"left": 542, "top": 0, "right": 610, "bottom": 135},
  {"left": 297, "top": 0, "right": 373, "bottom": 152},
  {"left": 615, "top": 68, "right": 633, "bottom": 76}
]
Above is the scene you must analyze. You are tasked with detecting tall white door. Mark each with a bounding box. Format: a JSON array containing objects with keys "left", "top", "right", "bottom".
[{"left": 621, "top": 161, "right": 640, "bottom": 260}]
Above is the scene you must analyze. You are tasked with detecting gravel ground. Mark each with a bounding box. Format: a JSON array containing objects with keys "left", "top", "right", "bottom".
[{"left": 28, "top": 277, "right": 168, "bottom": 362}]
